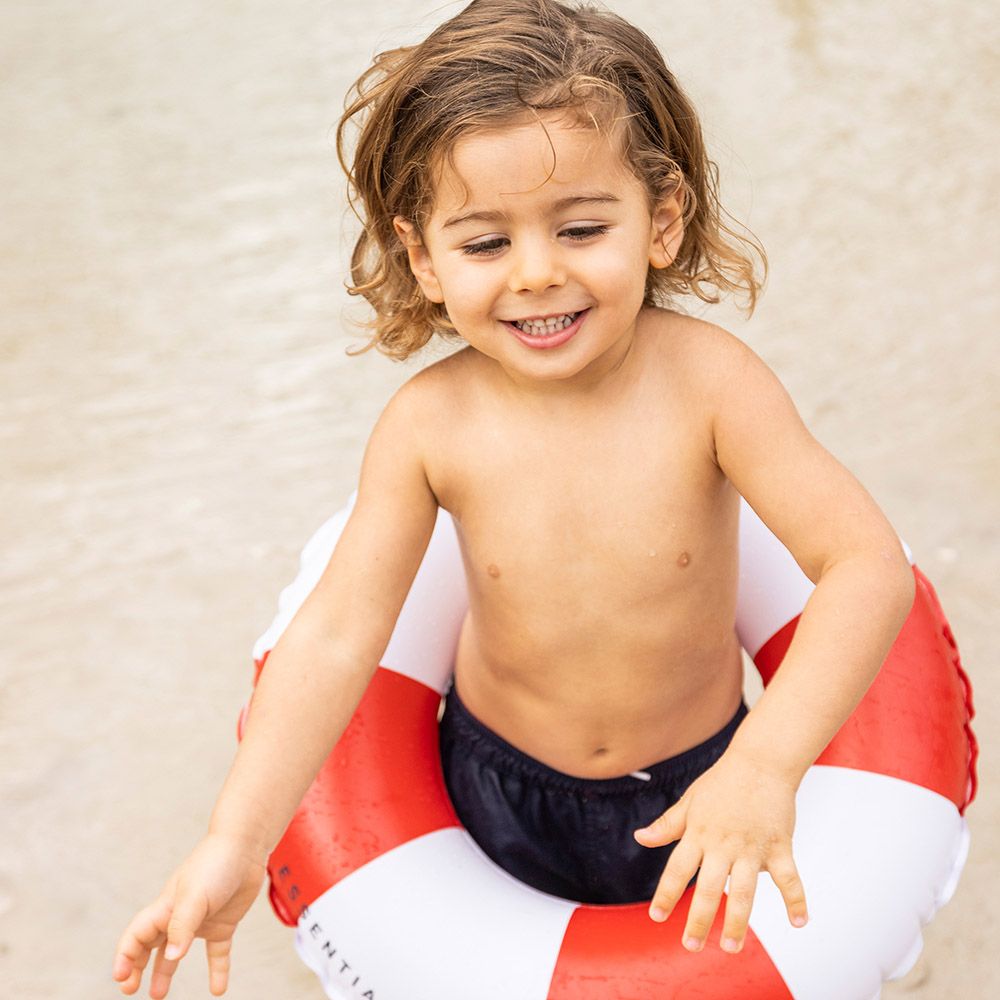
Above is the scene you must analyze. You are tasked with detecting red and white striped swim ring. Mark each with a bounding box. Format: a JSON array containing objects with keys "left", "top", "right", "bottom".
[{"left": 239, "top": 494, "right": 977, "bottom": 1000}]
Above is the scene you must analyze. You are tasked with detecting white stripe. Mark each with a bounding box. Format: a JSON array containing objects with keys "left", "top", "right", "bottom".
[
  {"left": 380, "top": 508, "right": 467, "bottom": 693},
  {"left": 252, "top": 496, "right": 467, "bottom": 694},
  {"left": 735, "top": 501, "right": 815, "bottom": 658},
  {"left": 748, "top": 766, "right": 969, "bottom": 999},
  {"left": 735, "top": 501, "right": 912, "bottom": 659},
  {"left": 251, "top": 493, "right": 358, "bottom": 662},
  {"left": 295, "top": 828, "right": 577, "bottom": 1000}
]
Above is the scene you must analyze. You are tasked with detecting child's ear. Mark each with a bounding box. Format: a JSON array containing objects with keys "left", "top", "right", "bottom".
[
  {"left": 393, "top": 216, "right": 445, "bottom": 303},
  {"left": 648, "top": 183, "right": 686, "bottom": 269}
]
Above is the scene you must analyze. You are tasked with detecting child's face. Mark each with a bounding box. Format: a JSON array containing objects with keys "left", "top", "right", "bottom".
[{"left": 394, "top": 112, "right": 683, "bottom": 392}]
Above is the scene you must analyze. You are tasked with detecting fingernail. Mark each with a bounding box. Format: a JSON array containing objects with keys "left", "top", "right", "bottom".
[
  {"left": 792, "top": 914, "right": 808, "bottom": 927},
  {"left": 722, "top": 936, "right": 741, "bottom": 953},
  {"left": 683, "top": 936, "right": 703, "bottom": 952},
  {"left": 112, "top": 955, "right": 127, "bottom": 979},
  {"left": 165, "top": 943, "right": 182, "bottom": 960},
  {"left": 649, "top": 906, "right": 666, "bottom": 922}
]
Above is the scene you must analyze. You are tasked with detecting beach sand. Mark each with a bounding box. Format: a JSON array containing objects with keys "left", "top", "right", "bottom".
[{"left": 1, "top": 1, "right": 996, "bottom": 997}]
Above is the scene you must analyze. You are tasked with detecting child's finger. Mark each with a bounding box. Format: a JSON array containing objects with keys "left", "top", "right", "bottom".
[
  {"left": 767, "top": 849, "right": 809, "bottom": 927},
  {"left": 113, "top": 898, "right": 170, "bottom": 990},
  {"left": 164, "top": 888, "right": 211, "bottom": 963},
  {"left": 113, "top": 955, "right": 144, "bottom": 997},
  {"left": 206, "top": 938, "right": 233, "bottom": 996},
  {"left": 719, "top": 859, "right": 761, "bottom": 953},
  {"left": 118, "top": 940, "right": 158, "bottom": 996},
  {"left": 648, "top": 839, "right": 701, "bottom": 923},
  {"left": 149, "top": 944, "right": 181, "bottom": 1000},
  {"left": 634, "top": 799, "right": 687, "bottom": 848},
  {"left": 680, "top": 854, "right": 730, "bottom": 951}
]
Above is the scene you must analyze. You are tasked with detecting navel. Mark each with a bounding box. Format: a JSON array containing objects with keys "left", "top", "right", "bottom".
[
  {"left": 486, "top": 563, "right": 500, "bottom": 578},
  {"left": 676, "top": 551, "right": 691, "bottom": 568}
]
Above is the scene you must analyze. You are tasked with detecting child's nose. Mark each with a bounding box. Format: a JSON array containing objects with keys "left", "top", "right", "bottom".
[{"left": 507, "top": 236, "right": 566, "bottom": 294}]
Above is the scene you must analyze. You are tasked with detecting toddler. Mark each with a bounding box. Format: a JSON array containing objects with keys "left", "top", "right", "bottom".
[{"left": 113, "top": 1, "right": 915, "bottom": 996}]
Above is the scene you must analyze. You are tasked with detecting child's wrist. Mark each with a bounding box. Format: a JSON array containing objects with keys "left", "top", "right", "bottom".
[
  {"left": 719, "top": 737, "right": 809, "bottom": 788},
  {"left": 207, "top": 814, "right": 272, "bottom": 864}
]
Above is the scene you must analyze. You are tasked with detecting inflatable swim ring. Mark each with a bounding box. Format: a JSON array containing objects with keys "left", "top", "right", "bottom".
[{"left": 239, "top": 493, "right": 977, "bottom": 1000}]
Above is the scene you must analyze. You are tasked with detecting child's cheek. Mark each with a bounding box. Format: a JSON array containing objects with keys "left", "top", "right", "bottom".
[
  {"left": 595, "top": 235, "right": 649, "bottom": 281},
  {"left": 591, "top": 243, "right": 651, "bottom": 302}
]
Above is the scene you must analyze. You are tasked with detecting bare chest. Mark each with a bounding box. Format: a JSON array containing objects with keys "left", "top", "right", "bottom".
[{"left": 428, "top": 391, "right": 733, "bottom": 629}]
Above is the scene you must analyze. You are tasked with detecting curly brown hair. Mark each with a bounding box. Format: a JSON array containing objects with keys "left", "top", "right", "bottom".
[{"left": 337, "top": 0, "right": 767, "bottom": 361}]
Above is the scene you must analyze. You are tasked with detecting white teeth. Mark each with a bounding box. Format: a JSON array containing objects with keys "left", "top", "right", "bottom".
[{"left": 513, "top": 312, "right": 579, "bottom": 335}]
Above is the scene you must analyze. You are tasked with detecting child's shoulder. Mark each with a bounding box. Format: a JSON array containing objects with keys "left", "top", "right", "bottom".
[
  {"left": 643, "top": 307, "right": 759, "bottom": 386},
  {"left": 393, "top": 345, "right": 477, "bottom": 408},
  {"left": 381, "top": 346, "right": 478, "bottom": 439}
]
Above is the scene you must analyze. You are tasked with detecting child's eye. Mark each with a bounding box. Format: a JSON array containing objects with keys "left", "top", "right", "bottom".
[
  {"left": 459, "top": 225, "right": 609, "bottom": 257},
  {"left": 561, "top": 225, "right": 610, "bottom": 241},
  {"left": 461, "top": 237, "right": 508, "bottom": 257}
]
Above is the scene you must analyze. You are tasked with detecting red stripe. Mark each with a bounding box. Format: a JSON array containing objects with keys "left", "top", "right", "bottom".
[
  {"left": 548, "top": 899, "right": 792, "bottom": 999},
  {"left": 239, "top": 664, "right": 460, "bottom": 925},
  {"left": 754, "top": 566, "right": 978, "bottom": 812}
]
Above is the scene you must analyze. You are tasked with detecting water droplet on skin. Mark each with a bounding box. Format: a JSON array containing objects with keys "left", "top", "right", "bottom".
[
  {"left": 487, "top": 563, "right": 500, "bottom": 578},
  {"left": 677, "top": 551, "right": 690, "bottom": 567}
]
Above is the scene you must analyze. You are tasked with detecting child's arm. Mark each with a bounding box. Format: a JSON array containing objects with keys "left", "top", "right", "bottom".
[
  {"left": 635, "top": 327, "right": 915, "bottom": 954},
  {"left": 113, "top": 380, "right": 439, "bottom": 999}
]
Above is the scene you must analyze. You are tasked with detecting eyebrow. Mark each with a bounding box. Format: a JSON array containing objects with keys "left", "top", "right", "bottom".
[{"left": 441, "top": 193, "right": 621, "bottom": 230}]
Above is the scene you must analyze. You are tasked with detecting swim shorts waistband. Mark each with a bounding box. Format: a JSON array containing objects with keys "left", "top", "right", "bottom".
[{"left": 441, "top": 683, "right": 749, "bottom": 796}]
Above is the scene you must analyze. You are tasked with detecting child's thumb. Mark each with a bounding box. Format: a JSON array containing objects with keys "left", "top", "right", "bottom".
[{"left": 634, "top": 804, "right": 685, "bottom": 847}]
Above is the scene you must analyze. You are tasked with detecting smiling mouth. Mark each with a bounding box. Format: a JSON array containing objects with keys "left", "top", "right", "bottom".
[{"left": 509, "top": 311, "right": 583, "bottom": 336}]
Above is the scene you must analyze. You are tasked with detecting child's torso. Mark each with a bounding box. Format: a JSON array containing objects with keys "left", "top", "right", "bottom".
[{"left": 420, "top": 311, "right": 745, "bottom": 779}]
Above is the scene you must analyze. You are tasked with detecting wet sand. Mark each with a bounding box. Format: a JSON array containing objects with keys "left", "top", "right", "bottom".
[{"left": 1, "top": 2, "right": 997, "bottom": 997}]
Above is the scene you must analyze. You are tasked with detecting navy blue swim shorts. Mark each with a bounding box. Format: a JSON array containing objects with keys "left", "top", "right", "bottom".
[{"left": 438, "top": 683, "right": 749, "bottom": 904}]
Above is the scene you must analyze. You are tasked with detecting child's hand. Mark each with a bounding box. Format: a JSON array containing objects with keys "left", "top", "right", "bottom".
[
  {"left": 633, "top": 750, "right": 809, "bottom": 954},
  {"left": 112, "top": 833, "right": 267, "bottom": 998}
]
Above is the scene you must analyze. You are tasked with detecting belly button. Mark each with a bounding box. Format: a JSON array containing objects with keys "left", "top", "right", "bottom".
[
  {"left": 487, "top": 563, "right": 500, "bottom": 578},
  {"left": 677, "top": 551, "right": 690, "bottom": 568}
]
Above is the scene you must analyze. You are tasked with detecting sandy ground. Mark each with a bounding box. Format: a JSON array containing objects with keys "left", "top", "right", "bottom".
[{"left": 1, "top": 1, "right": 996, "bottom": 998}]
